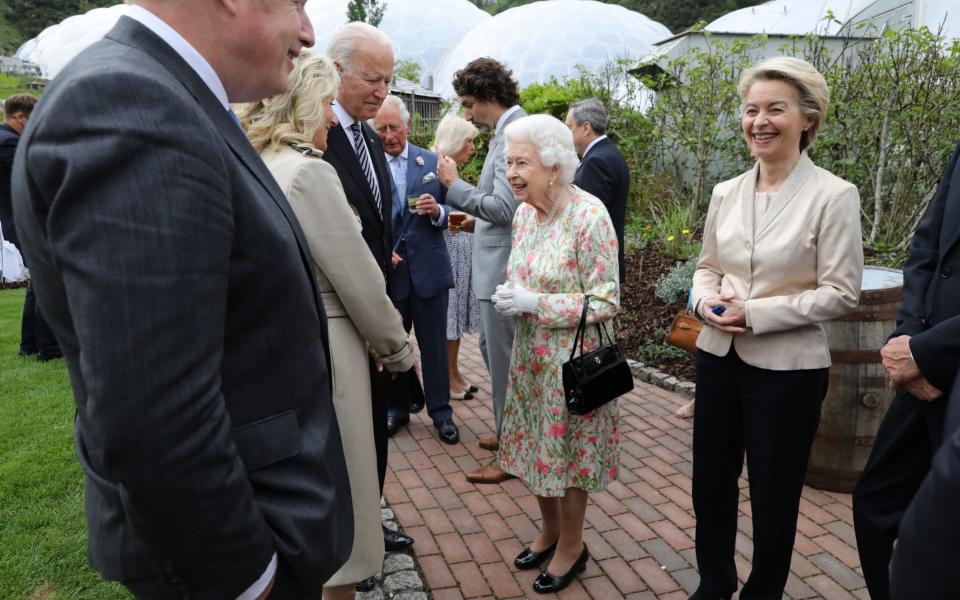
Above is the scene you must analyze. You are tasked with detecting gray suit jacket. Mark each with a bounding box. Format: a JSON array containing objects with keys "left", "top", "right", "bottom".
[
  {"left": 446, "top": 107, "right": 527, "bottom": 299},
  {"left": 11, "top": 17, "right": 351, "bottom": 597}
]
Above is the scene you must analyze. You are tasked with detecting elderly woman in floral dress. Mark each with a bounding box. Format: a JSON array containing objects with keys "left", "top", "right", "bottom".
[{"left": 491, "top": 114, "right": 621, "bottom": 595}]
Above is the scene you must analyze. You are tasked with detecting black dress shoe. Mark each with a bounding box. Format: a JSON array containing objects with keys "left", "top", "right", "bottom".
[
  {"left": 386, "top": 414, "right": 409, "bottom": 438},
  {"left": 515, "top": 542, "right": 557, "bottom": 570},
  {"left": 383, "top": 525, "right": 414, "bottom": 552},
  {"left": 18, "top": 348, "right": 38, "bottom": 357},
  {"left": 435, "top": 419, "right": 459, "bottom": 444},
  {"left": 532, "top": 545, "right": 589, "bottom": 594},
  {"left": 36, "top": 350, "right": 63, "bottom": 363},
  {"left": 355, "top": 576, "right": 376, "bottom": 592}
]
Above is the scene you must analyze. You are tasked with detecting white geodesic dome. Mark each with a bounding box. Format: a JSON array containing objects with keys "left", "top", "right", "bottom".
[
  {"left": 15, "top": 4, "right": 132, "bottom": 78},
  {"left": 432, "top": 0, "right": 671, "bottom": 101},
  {"left": 706, "top": 0, "right": 959, "bottom": 39},
  {"left": 307, "top": 0, "right": 490, "bottom": 89},
  {"left": 14, "top": 0, "right": 488, "bottom": 86}
]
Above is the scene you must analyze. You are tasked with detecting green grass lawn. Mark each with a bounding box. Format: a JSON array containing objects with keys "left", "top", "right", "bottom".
[{"left": 0, "top": 288, "right": 127, "bottom": 599}]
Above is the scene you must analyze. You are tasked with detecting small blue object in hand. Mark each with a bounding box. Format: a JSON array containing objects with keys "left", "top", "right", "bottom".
[{"left": 711, "top": 305, "right": 727, "bottom": 316}]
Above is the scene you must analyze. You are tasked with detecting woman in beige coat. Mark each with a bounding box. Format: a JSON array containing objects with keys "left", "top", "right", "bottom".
[
  {"left": 689, "top": 57, "right": 863, "bottom": 600},
  {"left": 240, "top": 54, "right": 414, "bottom": 600}
]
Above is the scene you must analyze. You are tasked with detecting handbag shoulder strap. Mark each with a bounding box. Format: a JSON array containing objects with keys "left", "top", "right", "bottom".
[{"left": 570, "top": 295, "right": 591, "bottom": 361}]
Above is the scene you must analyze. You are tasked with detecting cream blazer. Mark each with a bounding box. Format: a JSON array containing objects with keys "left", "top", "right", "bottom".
[
  {"left": 692, "top": 153, "right": 864, "bottom": 371},
  {"left": 262, "top": 144, "right": 413, "bottom": 369}
]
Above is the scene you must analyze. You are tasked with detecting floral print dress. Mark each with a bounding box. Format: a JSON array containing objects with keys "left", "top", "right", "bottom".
[{"left": 498, "top": 186, "right": 621, "bottom": 497}]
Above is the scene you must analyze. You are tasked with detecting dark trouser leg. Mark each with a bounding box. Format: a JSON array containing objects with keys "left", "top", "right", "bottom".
[
  {"left": 369, "top": 360, "right": 390, "bottom": 493},
  {"left": 738, "top": 360, "right": 828, "bottom": 599},
  {"left": 33, "top": 291, "right": 60, "bottom": 356},
  {"left": 409, "top": 292, "right": 452, "bottom": 424},
  {"left": 853, "top": 392, "right": 945, "bottom": 600},
  {"left": 20, "top": 282, "right": 38, "bottom": 353},
  {"left": 691, "top": 349, "right": 743, "bottom": 600}
]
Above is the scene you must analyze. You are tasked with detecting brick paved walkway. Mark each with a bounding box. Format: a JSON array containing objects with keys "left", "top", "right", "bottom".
[{"left": 387, "top": 333, "right": 867, "bottom": 599}]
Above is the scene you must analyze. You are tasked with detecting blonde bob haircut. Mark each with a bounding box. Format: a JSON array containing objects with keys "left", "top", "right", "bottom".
[
  {"left": 432, "top": 113, "right": 479, "bottom": 158},
  {"left": 738, "top": 56, "right": 829, "bottom": 152},
  {"left": 239, "top": 52, "right": 340, "bottom": 153},
  {"left": 503, "top": 114, "right": 580, "bottom": 185}
]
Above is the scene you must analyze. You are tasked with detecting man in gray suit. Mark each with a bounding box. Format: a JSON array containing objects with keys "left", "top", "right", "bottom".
[
  {"left": 438, "top": 57, "right": 525, "bottom": 484},
  {"left": 12, "top": 1, "right": 351, "bottom": 598}
]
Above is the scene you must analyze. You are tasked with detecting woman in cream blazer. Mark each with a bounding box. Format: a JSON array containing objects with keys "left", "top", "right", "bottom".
[
  {"left": 240, "top": 54, "right": 415, "bottom": 599},
  {"left": 689, "top": 57, "right": 863, "bottom": 600}
]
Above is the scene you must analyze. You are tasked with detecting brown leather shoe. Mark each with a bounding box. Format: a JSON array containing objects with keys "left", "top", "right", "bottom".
[
  {"left": 465, "top": 460, "right": 516, "bottom": 484},
  {"left": 478, "top": 437, "right": 499, "bottom": 451}
]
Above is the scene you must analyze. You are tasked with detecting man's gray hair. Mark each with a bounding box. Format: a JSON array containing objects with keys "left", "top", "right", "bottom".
[
  {"left": 327, "top": 22, "right": 393, "bottom": 71},
  {"left": 569, "top": 98, "right": 609, "bottom": 136},
  {"left": 381, "top": 95, "right": 411, "bottom": 124}
]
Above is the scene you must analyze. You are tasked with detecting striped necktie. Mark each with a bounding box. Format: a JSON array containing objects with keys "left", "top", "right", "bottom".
[{"left": 350, "top": 122, "right": 382, "bottom": 218}]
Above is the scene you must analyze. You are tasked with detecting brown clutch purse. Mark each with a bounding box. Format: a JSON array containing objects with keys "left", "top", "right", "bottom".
[{"left": 666, "top": 311, "right": 703, "bottom": 355}]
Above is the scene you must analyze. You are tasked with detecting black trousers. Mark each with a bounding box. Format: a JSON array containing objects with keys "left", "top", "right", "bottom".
[
  {"left": 852, "top": 391, "right": 946, "bottom": 600},
  {"left": 369, "top": 360, "right": 391, "bottom": 493},
  {"left": 20, "top": 280, "right": 60, "bottom": 355},
  {"left": 691, "top": 349, "right": 828, "bottom": 600}
]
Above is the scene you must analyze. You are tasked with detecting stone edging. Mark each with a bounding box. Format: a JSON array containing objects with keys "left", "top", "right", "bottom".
[
  {"left": 356, "top": 502, "right": 428, "bottom": 600},
  {"left": 627, "top": 359, "right": 696, "bottom": 400}
]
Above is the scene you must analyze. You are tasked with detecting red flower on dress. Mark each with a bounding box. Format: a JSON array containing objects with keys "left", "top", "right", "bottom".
[
  {"left": 548, "top": 423, "right": 568, "bottom": 437},
  {"left": 534, "top": 344, "right": 548, "bottom": 357},
  {"left": 535, "top": 458, "right": 551, "bottom": 475},
  {"left": 579, "top": 467, "right": 592, "bottom": 478}
]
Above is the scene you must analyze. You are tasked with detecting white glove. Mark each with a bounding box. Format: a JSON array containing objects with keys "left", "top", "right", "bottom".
[{"left": 492, "top": 281, "right": 539, "bottom": 317}]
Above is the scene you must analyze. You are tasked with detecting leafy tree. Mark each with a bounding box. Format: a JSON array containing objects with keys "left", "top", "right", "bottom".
[
  {"left": 484, "top": 0, "right": 766, "bottom": 33},
  {"left": 2, "top": 0, "right": 113, "bottom": 41},
  {"left": 346, "top": 0, "right": 387, "bottom": 27},
  {"left": 393, "top": 59, "right": 422, "bottom": 83}
]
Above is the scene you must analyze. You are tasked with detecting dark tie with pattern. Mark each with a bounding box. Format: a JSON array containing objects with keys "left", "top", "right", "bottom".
[{"left": 350, "top": 122, "right": 383, "bottom": 218}]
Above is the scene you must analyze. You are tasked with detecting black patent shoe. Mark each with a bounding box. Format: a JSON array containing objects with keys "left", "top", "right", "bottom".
[
  {"left": 514, "top": 541, "right": 557, "bottom": 570},
  {"left": 355, "top": 576, "right": 376, "bottom": 592},
  {"left": 532, "top": 545, "right": 589, "bottom": 594},
  {"left": 383, "top": 525, "right": 414, "bottom": 552}
]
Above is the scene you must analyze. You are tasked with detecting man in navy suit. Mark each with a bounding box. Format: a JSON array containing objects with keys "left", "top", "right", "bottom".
[
  {"left": 890, "top": 369, "right": 960, "bottom": 599},
  {"left": 854, "top": 140, "right": 960, "bottom": 600},
  {"left": 324, "top": 24, "right": 419, "bottom": 567},
  {"left": 566, "top": 98, "right": 630, "bottom": 282},
  {"left": 373, "top": 95, "right": 458, "bottom": 445}
]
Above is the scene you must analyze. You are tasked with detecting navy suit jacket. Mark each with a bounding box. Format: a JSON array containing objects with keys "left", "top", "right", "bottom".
[
  {"left": 12, "top": 16, "right": 351, "bottom": 595},
  {"left": 0, "top": 122, "right": 20, "bottom": 247},
  {"left": 389, "top": 143, "right": 454, "bottom": 303},
  {"left": 891, "top": 140, "right": 960, "bottom": 394},
  {"left": 323, "top": 121, "right": 394, "bottom": 284},
  {"left": 573, "top": 137, "right": 629, "bottom": 282},
  {"left": 891, "top": 369, "right": 960, "bottom": 599}
]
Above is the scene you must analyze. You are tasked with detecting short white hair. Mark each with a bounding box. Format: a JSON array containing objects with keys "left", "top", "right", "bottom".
[
  {"left": 327, "top": 22, "right": 393, "bottom": 71},
  {"left": 380, "top": 95, "right": 410, "bottom": 124},
  {"left": 503, "top": 114, "right": 580, "bottom": 184},
  {"left": 433, "top": 113, "right": 479, "bottom": 157}
]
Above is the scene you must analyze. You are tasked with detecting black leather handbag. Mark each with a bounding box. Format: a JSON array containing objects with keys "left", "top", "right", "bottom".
[{"left": 562, "top": 296, "right": 634, "bottom": 416}]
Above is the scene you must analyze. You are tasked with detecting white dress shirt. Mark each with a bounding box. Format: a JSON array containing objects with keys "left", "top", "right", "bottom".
[
  {"left": 125, "top": 6, "right": 276, "bottom": 598},
  {"left": 582, "top": 134, "right": 608, "bottom": 159}
]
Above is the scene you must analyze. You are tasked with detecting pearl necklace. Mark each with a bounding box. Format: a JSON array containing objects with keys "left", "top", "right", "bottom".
[{"left": 537, "top": 184, "right": 567, "bottom": 226}]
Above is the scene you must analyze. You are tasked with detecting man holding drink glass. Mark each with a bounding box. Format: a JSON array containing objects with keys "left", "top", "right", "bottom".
[{"left": 373, "top": 95, "right": 459, "bottom": 444}]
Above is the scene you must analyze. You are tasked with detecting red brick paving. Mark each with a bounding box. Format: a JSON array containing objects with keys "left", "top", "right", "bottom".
[{"left": 390, "top": 333, "right": 867, "bottom": 598}]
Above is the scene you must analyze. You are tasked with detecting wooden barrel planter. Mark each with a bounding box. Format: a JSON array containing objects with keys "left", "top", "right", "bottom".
[{"left": 805, "top": 266, "right": 903, "bottom": 493}]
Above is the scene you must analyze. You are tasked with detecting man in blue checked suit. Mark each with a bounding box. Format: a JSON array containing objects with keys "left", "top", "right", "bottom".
[{"left": 373, "top": 95, "right": 458, "bottom": 445}]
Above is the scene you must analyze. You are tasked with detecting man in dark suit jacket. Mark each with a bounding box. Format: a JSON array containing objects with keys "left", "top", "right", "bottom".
[
  {"left": 890, "top": 368, "right": 960, "bottom": 599},
  {"left": 566, "top": 98, "right": 630, "bottom": 282},
  {"left": 1, "top": 93, "right": 60, "bottom": 361},
  {"left": 324, "top": 22, "right": 417, "bottom": 561},
  {"left": 854, "top": 140, "right": 960, "bottom": 600},
  {"left": 1, "top": 94, "right": 35, "bottom": 249},
  {"left": 373, "top": 95, "right": 458, "bottom": 444},
  {"left": 11, "top": 2, "right": 350, "bottom": 597}
]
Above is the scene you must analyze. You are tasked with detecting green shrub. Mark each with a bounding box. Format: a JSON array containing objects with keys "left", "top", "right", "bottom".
[{"left": 655, "top": 257, "right": 697, "bottom": 306}]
